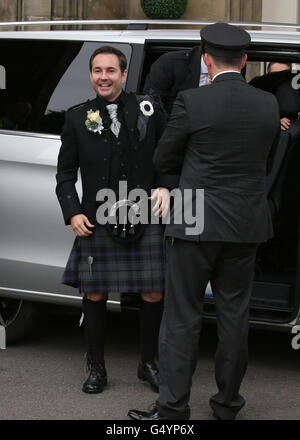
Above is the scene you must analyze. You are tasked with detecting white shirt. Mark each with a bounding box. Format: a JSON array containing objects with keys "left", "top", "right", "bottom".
[
  {"left": 212, "top": 70, "right": 240, "bottom": 82},
  {"left": 199, "top": 56, "right": 209, "bottom": 87}
]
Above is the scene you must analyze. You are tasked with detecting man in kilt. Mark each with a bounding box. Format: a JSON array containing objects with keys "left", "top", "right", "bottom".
[{"left": 56, "top": 46, "right": 175, "bottom": 394}]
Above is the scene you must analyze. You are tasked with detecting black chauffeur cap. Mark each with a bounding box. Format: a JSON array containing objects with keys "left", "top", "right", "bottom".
[{"left": 200, "top": 22, "right": 251, "bottom": 58}]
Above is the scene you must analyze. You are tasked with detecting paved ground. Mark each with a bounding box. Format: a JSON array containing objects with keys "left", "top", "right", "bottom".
[{"left": 0, "top": 307, "right": 300, "bottom": 420}]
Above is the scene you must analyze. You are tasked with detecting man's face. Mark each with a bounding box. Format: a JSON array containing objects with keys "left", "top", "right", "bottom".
[{"left": 90, "top": 53, "right": 127, "bottom": 102}]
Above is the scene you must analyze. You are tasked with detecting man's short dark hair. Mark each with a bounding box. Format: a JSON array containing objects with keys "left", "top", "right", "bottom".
[
  {"left": 89, "top": 46, "right": 127, "bottom": 72},
  {"left": 209, "top": 54, "right": 243, "bottom": 70}
]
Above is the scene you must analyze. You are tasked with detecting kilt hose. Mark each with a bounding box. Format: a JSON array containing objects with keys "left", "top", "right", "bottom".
[{"left": 61, "top": 223, "right": 165, "bottom": 294}]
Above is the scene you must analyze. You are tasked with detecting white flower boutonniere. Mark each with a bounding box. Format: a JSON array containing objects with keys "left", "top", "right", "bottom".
[
  {"left": 85, "top": 109, "right": 104, "bottom": 134},
  {"left": 140, "top": 100, "right": 154, "bottom": 117}
]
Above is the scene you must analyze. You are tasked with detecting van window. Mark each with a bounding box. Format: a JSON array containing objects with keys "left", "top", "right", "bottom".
[
  {"left": 0, "top": 65, "right": 5, "bottom": 89},
  {"left": 0, "top": 40, "right": 131, "bottom": 135}
]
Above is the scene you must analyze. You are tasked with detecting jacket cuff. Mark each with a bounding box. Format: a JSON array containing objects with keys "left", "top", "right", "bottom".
[
  {"left": 154, "top": 173, "right": 180, "bottom": 190},
  {"left": 57, "top": 193, "right": 82, "bottom": 225}
]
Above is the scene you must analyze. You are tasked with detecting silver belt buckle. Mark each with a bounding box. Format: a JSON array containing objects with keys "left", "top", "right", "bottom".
[{"left": 109, "top": 199, "right": 140, "bottom": 217}]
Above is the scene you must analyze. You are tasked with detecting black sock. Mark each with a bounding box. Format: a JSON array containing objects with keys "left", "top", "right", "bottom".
[
  {"left": 82, "top": 296, "right": 107, "bottom": 365},
  {"left": 139, "top": 298, "right": 163, "bottom": 364}
]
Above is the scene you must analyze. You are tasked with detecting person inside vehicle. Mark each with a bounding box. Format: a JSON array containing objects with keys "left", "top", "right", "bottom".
[
  {"left": 249, "top": 61, "right": 299, "bottom": 131},
  {"left": 143, "top": 39, "right": 209, "bottom": 114},
  {"left": 268, "top": 62, "right": 293, "bottom": 131},
  {"left": 268, "top": 62, "right": 292, "bottom": 73}
]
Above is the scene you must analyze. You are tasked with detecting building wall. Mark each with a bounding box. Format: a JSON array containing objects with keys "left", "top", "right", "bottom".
[
  {"left": 0, "top": 0, "right": 263, "bottom": 25},
  {"left": 124, "top": 0, "right": 262, "bottom": 22},
  {"left": 127, "top": 0, "right": 228, "bottom": 21},
  {"left": 84, "top": 0, "right": 126, "bottom": 20},
  {"left": 0, "top": 0, "right": 21, "bottom": 30},
  {"left": 262, "top": 0, "right": 299, "bottom": 24},
  {"left": 1, "top": 0, "right": 299, "bottom": 29}
]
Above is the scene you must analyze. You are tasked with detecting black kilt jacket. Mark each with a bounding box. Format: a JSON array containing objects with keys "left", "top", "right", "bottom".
[{"left": 56, "top": 92, "right": 176, "bottom": 226}]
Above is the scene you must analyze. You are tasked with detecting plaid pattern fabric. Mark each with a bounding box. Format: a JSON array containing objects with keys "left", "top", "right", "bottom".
[{"left": 61, "top": 224, "right": 165, "bottom": 293}]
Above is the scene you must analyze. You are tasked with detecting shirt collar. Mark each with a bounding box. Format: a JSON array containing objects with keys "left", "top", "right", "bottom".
[
  {"left": 212, "top": 70, "right": 240, "bottom": 81},
  {"left": 201, "top": 56, "right": 208, "bottom": 74}
]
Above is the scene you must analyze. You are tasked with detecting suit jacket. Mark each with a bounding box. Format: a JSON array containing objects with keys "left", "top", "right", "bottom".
[
  {"left": 153, "top": 72, "right": 281, "bottom": 243},
  {"left": 56, "top": 92, "right": 175, "bottom": 225},
  {"left": 143, "top": 46, "right": 202, "bottom": 114}
]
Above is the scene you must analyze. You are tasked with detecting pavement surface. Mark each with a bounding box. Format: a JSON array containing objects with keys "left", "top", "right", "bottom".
[{"left": 0, "top": 307, "right": 300, "bottom": 420}]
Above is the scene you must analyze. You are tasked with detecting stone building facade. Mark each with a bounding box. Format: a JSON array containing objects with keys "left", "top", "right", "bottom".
[
  {"left": 2, "top": 0, "right": 300, "bottom": 28},
  {"left": 2, "top": 0, "right": 300, "bottom": 35},
  {"left": 0, "top": 0, "right": 264, "bottom": 27}
]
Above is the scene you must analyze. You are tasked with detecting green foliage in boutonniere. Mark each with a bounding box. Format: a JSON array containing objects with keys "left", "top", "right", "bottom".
[{"left": 85, "top": 109, "right": 104, "bottom": 134}]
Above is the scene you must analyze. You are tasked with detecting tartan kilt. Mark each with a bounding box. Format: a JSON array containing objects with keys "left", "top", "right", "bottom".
[{"left": 61, "top": 224, "right": 165, "bottom": 293}]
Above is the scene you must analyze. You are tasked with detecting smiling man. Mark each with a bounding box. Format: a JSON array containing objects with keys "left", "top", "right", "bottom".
[
  {"left": 89, "top": 49, "right": 127, "bottom": 102},
  {"left": 56, "top": 46, "right": 175, "bottom": 396}
]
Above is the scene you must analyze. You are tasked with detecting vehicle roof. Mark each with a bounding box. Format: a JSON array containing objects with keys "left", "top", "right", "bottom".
[{"left": 0, "top": 28, "right": 299, "bottom": 45}]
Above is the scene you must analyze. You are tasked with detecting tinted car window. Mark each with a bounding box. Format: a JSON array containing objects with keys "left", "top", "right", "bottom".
[
  {"left": 0, "top": 40, "right": 131, "bottom": 135},
  {"left": 0, "top": 65, "right": 5, "bottom": 89}
]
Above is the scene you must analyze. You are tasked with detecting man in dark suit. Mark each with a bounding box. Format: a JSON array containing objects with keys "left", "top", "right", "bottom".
[
  {"left": 129, "top": 23, "right": 280, "bottom": 420},
  {"left": 143, "top": 45, "right": 208, "bottom": 114},
  {"left": 56, "top": 46, "right": 174, "bottom": 395}
]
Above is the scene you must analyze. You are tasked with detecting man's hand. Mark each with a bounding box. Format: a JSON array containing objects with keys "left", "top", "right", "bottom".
[
  {"left": 70, "top": 214, "right": 95, "bottom": 237},
  {"left": 281, "top": 117, "right": 291, "bottom": 131},
  {"left": 150, "top": 187, "right": 170, "bottom": 218}
]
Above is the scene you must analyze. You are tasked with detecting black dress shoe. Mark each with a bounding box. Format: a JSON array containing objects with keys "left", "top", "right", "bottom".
[
  {"left": 137, "top": 362, "right": 160, "bottom": 393},
  {"left": 128, "top": 406, "right": 164, "bottom": 420},
  {"left": 212, "top": 409, "right": 236, "bottom": 420},
  {"left": 82, "top": 353, "right": 107, "bottom": 394},
  {"left": 210, "top": 396, "right": 244, "bottom": 420}
]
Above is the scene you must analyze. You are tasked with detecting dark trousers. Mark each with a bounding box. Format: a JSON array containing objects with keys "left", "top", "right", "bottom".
[{"left": 156, "top": 238, "right": 258, "bottom": 420}]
